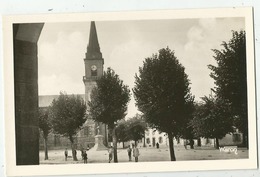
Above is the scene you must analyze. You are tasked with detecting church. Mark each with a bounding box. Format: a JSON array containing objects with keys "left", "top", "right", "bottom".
[{"left": 39, "top": 22, "right": 108, "bottom": 150}]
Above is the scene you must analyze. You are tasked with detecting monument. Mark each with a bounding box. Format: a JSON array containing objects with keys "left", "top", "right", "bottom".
[{"left": 90, "top": 125, "right": 107, "bottom": 151}]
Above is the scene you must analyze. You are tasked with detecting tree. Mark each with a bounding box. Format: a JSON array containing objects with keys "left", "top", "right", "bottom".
[
  {"left": 127, "top": 114, "right": 147, "bottom": 146},
  {"left": 39, "top": 108, "right": 52, "bottom": 160},
  {"left": 49, "top": 92, "right": 87, "bottom": 161},
  {"left": 88, "top": 67, "right": 131, "bottom": 162},
  {"left": 208, "top": 30, "right": 248, "bottom": 147},
  {"left": 133, "top": 47, "right": 194, "bottom": 161},
  {"left": 190, "top": 96, "right": 233, "bottom": 149},
  {"left": 116, "top": 119, "right": 129, "bottom": 148}
]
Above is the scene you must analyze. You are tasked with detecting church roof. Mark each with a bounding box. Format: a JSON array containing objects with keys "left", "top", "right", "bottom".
[
  {"left": 39, "top": 94, "right": 85, "bottom": 107},
  {"left": 87, "top": 21, "right": 101, "bottom": 54}
]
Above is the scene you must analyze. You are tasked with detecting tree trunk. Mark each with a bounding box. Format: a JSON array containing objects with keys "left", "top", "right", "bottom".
[
  {"left": 69, "top": 135, "right": 77, "bottom": 161},
  {"left": 197, "top": 138, "right": 201, "bottom": 147},
  {"left": 215, "top": 138, "right": 219, "bottom": 149},
  {"left": 168, "top": 133, "right": 176, "bottom": 161},
  {"left": 44, "top": 135, "right": 48, "bottom": 160},
  {"left": 177, "top": 137, "right": 180, "bottom": 144},
  {"left": 135, "top": 140, "right": 137, "bottom": 146},
  {"left": 112, "top": 127, "right": 118, "bottom": 163},
  {"left": 143, "top": 136, "right": 146, "bottom": 147},
  {"left": 104, "top": 124, "right": 108, "bottom": 147},
  {"left": 122, "top": 142, "right": 125, "bottom": 148}
]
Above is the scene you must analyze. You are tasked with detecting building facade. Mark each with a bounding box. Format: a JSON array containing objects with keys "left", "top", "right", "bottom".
[{"left": 142, "top": 128, "right": 243, "bottom": 149}]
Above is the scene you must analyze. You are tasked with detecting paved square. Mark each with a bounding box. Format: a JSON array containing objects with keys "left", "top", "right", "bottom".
[{"left": 40, "top": 145, "right": 248, "bottom": 165}]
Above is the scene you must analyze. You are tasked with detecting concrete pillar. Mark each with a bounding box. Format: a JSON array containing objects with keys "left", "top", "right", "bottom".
[{"left": 13, "top": 23, "right": 44, "bottom": 165}]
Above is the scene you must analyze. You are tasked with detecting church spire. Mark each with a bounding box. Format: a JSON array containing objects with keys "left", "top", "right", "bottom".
[{"left": 87, "top": 21, "right": 101, "bottom": 54}]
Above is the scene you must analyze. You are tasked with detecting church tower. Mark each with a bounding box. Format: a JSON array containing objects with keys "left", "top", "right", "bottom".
[
  {"left": 83, "top": 21, "right": 104, "bottom": 102},
  {"left": 83, "top": 21, "right": 107, "bottom": 147}
]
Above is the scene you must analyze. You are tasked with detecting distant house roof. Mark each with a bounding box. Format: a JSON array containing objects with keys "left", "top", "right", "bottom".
[{"left": 39, "top": 94, "right": 85, "bottom": 107}]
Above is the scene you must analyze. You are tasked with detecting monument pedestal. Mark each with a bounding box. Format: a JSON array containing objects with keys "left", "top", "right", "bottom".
[{"left": 91, "top": 135, "right": 107, "bottom": 151}]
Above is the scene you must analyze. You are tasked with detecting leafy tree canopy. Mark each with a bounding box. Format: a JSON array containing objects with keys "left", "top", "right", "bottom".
[
  {"left": 208, "top": 30, "right": 247, "bottom": 135},
  {"left": 88, "top": 67, "right": 131, "bottom": 129},
  {"left": 190, "top": 96, "right": 234, "bottom": 140},
  {"left": 133, "top": 47, "right": 194, "bottom": 161},
  {"left": 133, "top": 47, "right": 194, "bottom": 136},
  {"left": 116, "top": 119, "right": 129, "bottom": 143},
  {"left": 39, "top": 107, "right": 52, "bottom": 138},
  {"left": 49, "top": 92, "right": 87, "bottom": 138},
  {"left": 126, "top": 114, "right": 147, "bottom": 142}
]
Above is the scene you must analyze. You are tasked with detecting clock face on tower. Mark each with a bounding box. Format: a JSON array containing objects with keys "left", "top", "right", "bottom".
[
  {"left": 91, "top": 65, "right": 97, "bottom": 76},
  {"left": 91, "top": 65, "right": 97, "bottom": 71}
]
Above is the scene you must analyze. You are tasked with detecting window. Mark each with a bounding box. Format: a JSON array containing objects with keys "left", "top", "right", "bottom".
[
  {"left": 146, "top": 138, "right": 150, "bottom": 144},
  {"left": 91, "top": 70, "right": 97, "bottom": 76},
  {"left": 159, "top": 137, "right": 163, "bottom": 143}
]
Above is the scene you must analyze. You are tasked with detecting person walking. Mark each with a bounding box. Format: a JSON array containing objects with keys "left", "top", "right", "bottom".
[
  {"left": 64, "top": 148, "right": 68, "bottom": 161},
  {"left": 108, "top": 146, "right": 113, "bottom": 163},
  {"left": 156, "top": 142, "right": 159, "bottom": 149},
  {"left": 127, "top": 145, "right": 132, "bottom": 161},
  {"left": 133, "top": 145, "right": 140, "bottom": 162},
  {"left": 83, "top": 150, "right": 88, "bottom": 164},
  {"left": 74, "top": 149, "right": 77, "bottom": 159}
]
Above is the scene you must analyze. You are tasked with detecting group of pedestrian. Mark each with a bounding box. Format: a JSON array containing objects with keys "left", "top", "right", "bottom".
[
  {"left": 64, "top": 147, "right": 88, "bottom": 163},
  {"left": 64, "top": 144, "right": 140, "bottom": 163},
  {"left": 108, "top": 144, "right": 140, "bottom": 163},
  {"left": 126, "top": 144, "right": 140, "bottom": 162},
  {"left": 184, "top": 139, "right": 194, "bottom": 149},
  {"left": 64, "top": 148, "right": 77, "bottom": 161}
]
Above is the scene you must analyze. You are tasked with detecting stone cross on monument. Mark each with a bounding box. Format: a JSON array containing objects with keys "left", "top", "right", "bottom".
[
  {"left": 96, "top": 126, "right": 100, "bottom": 135},
  {"left": 92, "top": 124, "right": 107, "bottom": 151}
]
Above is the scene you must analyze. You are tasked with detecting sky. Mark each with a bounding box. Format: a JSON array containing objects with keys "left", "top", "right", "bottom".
[{"left": 38, "top": 17, "right": 245, "bottom": 118}]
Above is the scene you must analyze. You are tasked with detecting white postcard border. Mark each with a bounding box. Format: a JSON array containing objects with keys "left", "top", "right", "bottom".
[{"left": 3, "top": 7, "right": 257, "bottom": 176}]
